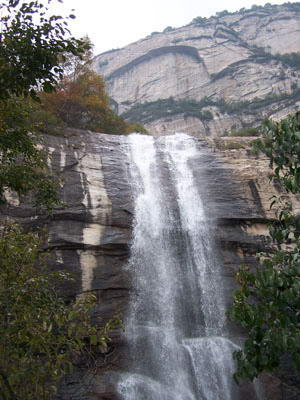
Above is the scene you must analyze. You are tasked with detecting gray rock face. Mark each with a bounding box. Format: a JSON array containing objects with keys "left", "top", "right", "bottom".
[
  {"left": 1, "top": 131, "right": 133, "bottom": 319},
  {"left": 2, "top": 131, "right": 299, "bottom": 399},
  {"left": 92, "top": 4, "right": 300, "bottom": 137}
]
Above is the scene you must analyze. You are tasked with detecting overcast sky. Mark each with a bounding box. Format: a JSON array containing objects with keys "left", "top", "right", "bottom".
[{"left": 53, "top": 0, "right": 288, "bottom": 55}]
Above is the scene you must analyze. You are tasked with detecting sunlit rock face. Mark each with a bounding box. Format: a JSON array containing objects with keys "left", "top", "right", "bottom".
[{"left": 92, "top": 4, "right": 300, "bottom": 136}]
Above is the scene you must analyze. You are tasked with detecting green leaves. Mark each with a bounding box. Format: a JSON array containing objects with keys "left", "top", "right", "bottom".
[
  {"left": 0, "top": 0, "right": 92, "bottom": 211},
  {"left": 253, "top": 112, "right": 300, "bottom": 194},
  {"left": 0, "top": 96, "right": 62, "bottom": 211},
  {"left": 0, "top": 0, "right": 87, "bottom": 100},
  {"left": 0, "top": 3, "right": 125, "bottom": 398},
  {"left": 229, "top": 237, "right": 300, "bottom": 381},
  {"left": 229, "top": 112, "right": 300, "bottom": 382},
  {"left": 0, "top": 224, "right": 121, "bottom": 400}
]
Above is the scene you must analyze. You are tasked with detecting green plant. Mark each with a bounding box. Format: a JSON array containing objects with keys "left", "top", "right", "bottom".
[
  {"left": 122, "top": 87, "right": 300, "bottom": 126},
  {"left": 192, "top": 16, "right": 207, "bottom": 25},
  {"left": 0, "top": 96, "right": 61, "bottom": 211},
  {"left": 0, "top": 0, "right": 88, "bottom": 210},
  {"left": 251, "top": 46, "right": 300, "bottom": 70},
  {"left": 229, "top": 127, "right": 260, "bottom": 137},
  {"left": 228, "top": 112, "right": 300, "bottom": 381},
  {"left": 35, "top": 38, "right": 147, "bottom": 136},
  {"left": 122, "top": 97, "right": 215, "bottom": 124},
  {"left": 214, "top": 139, "right": 245, "bottom": 150},
  {"left": 163, "top": 26, "right": 174, "bottom": 33},
  {"left": 0, "top": 223, "right": 120, "bottom": 400},
  {"left": 0, "top": 0, "right": 88, "bottom": 100},
  {"left": 0, "top": 3, "right": 122, "bottom": 398}
]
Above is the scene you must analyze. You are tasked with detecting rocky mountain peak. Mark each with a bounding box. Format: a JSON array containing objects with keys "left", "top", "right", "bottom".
[{"left": 92, "top": 2, "right": 300, "bottom": 137}]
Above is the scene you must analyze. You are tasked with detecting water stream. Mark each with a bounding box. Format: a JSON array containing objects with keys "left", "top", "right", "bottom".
[{"left": 117, "top": 133, "right": 257, "bottom": 400}]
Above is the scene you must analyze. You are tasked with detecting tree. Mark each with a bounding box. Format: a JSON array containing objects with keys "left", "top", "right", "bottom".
[
  {"left": 228, "top": 112, "right": 300, "bottom": 381},
  {"left": 0, "top": 0, "right": 88, "bottom": 209},
  {"left": 192, "top": 16, "right": 207, "bottom": 25},
  {"left": 39, "top": 69, "right": 110, "bottom": 131},
  {"left": 37, "top": 40, "right": 149, "bottom": 135},
  {"left": 0, "top": 96, "right": 62, "bottom": 210},
  {"left": 0, "top": 2, "right": 120, "bottom": 398},
  {"left": 0, "top": 0, "right": 88, "bottom": 100},
  {"left": 0, "top": 223, "right": 119, "bottom": 400}
]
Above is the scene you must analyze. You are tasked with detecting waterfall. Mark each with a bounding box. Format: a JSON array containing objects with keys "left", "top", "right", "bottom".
[{"left": 117, "top": 133, "right": 258, "bottom": 400}]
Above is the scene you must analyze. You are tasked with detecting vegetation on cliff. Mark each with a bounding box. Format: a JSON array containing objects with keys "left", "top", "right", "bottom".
[
  {"left": 249, "top": 45, "right": 300, "bottom": 70},
  {"left": 224, "top": 127, "right": 260, "bottom": 137},
  {"left": 122, "top": 97, "right": 214, "bottom": 124},
  {"left": 0, "top": 224, "right": 119, "bottom": 400},
  {"left": 0, "top": 1, "right": 146, "bottom": 204},
  {"left": 35, "top": 46, "right": 148, "bottom": 135},
  {"left": 121, "top": 87, "right": 300, "bottom": 126},
  {"left": 191, "top": 2, "right": 300, "bottom": 25},
  {"left": 0, "top": 0, "right": 87, "bottom": 210},
  {"left": 229, "top": 112, "right": 300, "bottom": 381},
  {"left": 0, "top": 1, "right": 121, "bottom": 398}
]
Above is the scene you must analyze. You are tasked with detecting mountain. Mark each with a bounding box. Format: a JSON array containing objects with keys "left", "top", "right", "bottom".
[{"left": 92, "top": 3, "right": 300, "bottom": 136}]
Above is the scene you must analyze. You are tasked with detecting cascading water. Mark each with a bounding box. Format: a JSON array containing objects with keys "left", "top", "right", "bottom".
[{"left": 117, "top": 133, "right": 258, "bottom": 400}]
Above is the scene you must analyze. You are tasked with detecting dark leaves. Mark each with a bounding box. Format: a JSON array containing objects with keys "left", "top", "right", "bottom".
[{"left": 229, "top": 112, "right": 300, "bottom": 382}]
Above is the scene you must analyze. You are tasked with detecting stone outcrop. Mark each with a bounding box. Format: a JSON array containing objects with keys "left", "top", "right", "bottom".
[
  {"left": 2, "top": 130, "right": 300, "bottom": 398},
  {"left": 1, "top": 130, "right": 133, "bottom": 327},
  {"left": 92, "top": 3, "right": 300, "bottom": 136}
]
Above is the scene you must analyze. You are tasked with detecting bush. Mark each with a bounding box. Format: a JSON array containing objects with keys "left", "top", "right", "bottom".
[
  {"left": 192, "top": 16, "right": 207, "bottom": 25},
  {"left": 38, "top": 69, "right": 147, "bottom": 135},
  {"left": 122, "top": 97, "right": 214, "bottom": 124},
  {"left": 229, "top": 127, "right": 260, "bottom": 137},
  {"left": 229, "top": 112, "right": 300, "bottom": 381},
  {"left": 0, "top": 223, "right": 120, "bottom": 400}
]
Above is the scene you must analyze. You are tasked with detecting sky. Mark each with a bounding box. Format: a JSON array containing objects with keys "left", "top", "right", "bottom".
[{"left": 52, "top": 0, "right": 289, "bottom": 55}]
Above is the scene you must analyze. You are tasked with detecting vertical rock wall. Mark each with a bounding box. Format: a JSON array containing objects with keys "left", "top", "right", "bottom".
[
  {"left": 92, "top": 4, "right": 300, "bottom": 137},
  {"left": 2, "top": 131, "right": 300, "bottom": 398}
]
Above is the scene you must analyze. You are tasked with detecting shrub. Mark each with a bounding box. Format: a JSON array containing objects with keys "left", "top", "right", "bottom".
[{"left": 229, "top": 127, "right": 260, "bottom": 137}]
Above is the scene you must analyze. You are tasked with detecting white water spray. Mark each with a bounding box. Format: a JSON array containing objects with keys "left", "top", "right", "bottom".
[{"left": 118, "top": 133, "right": 260, "bottom": 400}]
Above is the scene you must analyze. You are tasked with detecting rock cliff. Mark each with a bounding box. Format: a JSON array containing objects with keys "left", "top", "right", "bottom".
[
  {"left": 2, "top": 130, "right": 299, "bottom": 399},
  {"left": 92, "top": 3, "right": 300, "bottom": 136}
]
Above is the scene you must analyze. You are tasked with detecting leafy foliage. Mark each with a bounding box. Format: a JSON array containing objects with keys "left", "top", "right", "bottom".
[
  {"left": 227, "top": 127, "right": 260, "bottom": 137},
  {"left": 36, "top": 41, "right": 148, "bottom": 135},
  {"left": 284, "top": 2, "right": 300, "bottom": 12},
  {"left": 0, "top": 97, "right": 61, "bottom": 210},
  {"left": 253, "top": 112, "right": 300, "bottom": 194},
  {"left": 273, "top": 52, "right": 300, "bottom": 70},
  {"left": 122, "top": 97, "right": 214, "bottom": 124},
  {"left": 189, "top": 2, "right": 300, "bottom": 25},
  {"left": 250, "top": 45, "right": 300, "bottom": 70},
  {"left": 122, "top": 88, "right": 300, "bottom": 127},
  {"left": 0, "top": 0, "right": 89, "bottom": 210},
  {"left": 40, "top": 69, "right": 109, "bottom": 131},
  {"left": 229, "top": 112, "right": 300, "bottom": 381},
  {"left": 0, "top": 224, "right": 120, "bottom": 400},
  {"left": 0, "top": 2, "right": 144, "bottom": 210},
  {"left": 192, "top": 16, "right": 207, "bottom": 25},
  {"left": 0, "top": 0, "right": 88, "bottom": 100},
  {"left": 0, "top": 3, "right": 122, "bottom": 399},
  {"left": 38, "top": 68, "right": 148, "bottom": 134},
  {"left": 163, "top": 26, "right": 174, "bottom": 33}
]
